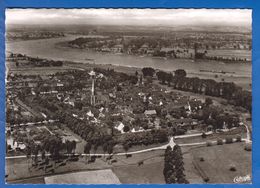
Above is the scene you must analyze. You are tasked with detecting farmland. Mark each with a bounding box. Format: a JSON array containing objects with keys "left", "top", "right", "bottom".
[
  {"left": 190, "top": 142, "right": 251, "bottom": 183},
  {"left": 44, "top": 169, "right": 121, "bottom": 184}
]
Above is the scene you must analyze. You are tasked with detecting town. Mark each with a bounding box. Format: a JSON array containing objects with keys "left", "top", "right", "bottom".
[{"left": 6, "top": 53, "right": 252, "bottom": 184}]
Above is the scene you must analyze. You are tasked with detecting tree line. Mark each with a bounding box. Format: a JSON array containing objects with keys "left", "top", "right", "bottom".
[
  {"left": 25, "top": 135, "right": 77, "bottom": 164},
  {"left": 142, "top": 67, "right": 251, "bottom": 113}
]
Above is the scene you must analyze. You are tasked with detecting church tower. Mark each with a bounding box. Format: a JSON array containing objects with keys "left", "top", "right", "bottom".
[{"left": 89, "top": 70, "right": 96, "bottom": 106}]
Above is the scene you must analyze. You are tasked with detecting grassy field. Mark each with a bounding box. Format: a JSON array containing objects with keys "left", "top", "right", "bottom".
[
  {"left": 6, "top": 142, "right": 251, "bottom": 184},
  {"left": 112, "top": 150, "right": 165, "bottom": 184},
  {"left": 44, "top": 169, "right": 121, "bottom": 184},
  {"left": 6, "top": 150, "right": 165, "bottom": 184},
  {"left": 113, "top": 161, "right": 164, "bottom": 184},
  {"left": 189, "top": 142, "right": 252, "bottom": 183}
]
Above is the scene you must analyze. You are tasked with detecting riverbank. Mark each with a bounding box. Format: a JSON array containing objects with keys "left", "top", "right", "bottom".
[
  {"left": 64, "top": 61, "right": 251, "bottom": 91},
  {"left": 6, "top": 56, "right": 251, "bottom": 91}
]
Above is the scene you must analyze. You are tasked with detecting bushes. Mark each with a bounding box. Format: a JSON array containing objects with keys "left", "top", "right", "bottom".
[
  {"left": 229, "top": 164, "right": 237, "bottom": 171},
  {"left": 201, "top": 132, "right": 207, "bottom": 139},
  {"left": 217, "top": 139, "right": 223, "bottom": 145},
  {"left": 206, "top": 141, "right": 213, "bottom": 147},
  {"left": 244, "top": 143, "right": 252, "bottom": 151},
  {"left": 225, "top": 137, "right": 233, "bottom": 144},
  {"left": 203, "top": 177, "right": 210, "bottom": 183},
  {"left": 236, "top": 135, "right": 242, "bottom": 142}
]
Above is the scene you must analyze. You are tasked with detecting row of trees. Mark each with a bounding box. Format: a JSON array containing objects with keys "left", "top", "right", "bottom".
[
  {"left": 163, "top": 145, "right": 189, "bottom": 184},
  {"left": 25, "top": 135, "right": 76, "bottom": 163},
  {"left": 121, "top": 129, "right": 168, "bottom": 147},
  {"left": 141, "top": 67, "right": 251, "bottom": 112},
  {"left": 191, "top": 105, "right": 240, "bottom": 130}
]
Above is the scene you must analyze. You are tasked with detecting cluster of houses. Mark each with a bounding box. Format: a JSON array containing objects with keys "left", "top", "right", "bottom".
[
  {"left": 7, "top": 66, "right": 208, "bottom": 137},
  {"left": 68, "top": 32, "right": 251, "bottom": 61}
]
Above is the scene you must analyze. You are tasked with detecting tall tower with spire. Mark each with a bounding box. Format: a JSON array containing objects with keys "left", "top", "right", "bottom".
[{"left": 89, "top": 70, "right": 96, "bottom": 106}]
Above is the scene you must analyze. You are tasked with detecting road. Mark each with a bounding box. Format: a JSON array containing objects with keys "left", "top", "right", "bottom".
[
  {"left": 6, "top": 122, "right": 251, "bottom": 160},
  {"left": 4, "top": 130, "right": 238, "bottom": 160},
  {"left": 243, "top": 122, "right": 252, "bottom": 143}
]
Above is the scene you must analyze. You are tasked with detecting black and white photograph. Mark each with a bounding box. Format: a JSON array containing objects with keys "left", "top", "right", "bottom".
[{"left": 5, "top": 9, "right": 252, "bottom": 184}]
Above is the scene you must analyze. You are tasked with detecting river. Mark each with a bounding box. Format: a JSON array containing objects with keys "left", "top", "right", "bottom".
[{"left": 6, "top": 35, "right": 251, "bottom": 89}]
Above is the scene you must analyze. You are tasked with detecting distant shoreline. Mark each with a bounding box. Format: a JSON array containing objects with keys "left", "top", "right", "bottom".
[{"left": 56, "top": 40, "right": 252, "bottom": 64}]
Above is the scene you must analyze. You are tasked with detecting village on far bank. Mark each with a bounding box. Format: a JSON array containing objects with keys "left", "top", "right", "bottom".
[{"left": 5, "top": 53, "right": 252, "bottom": 184}]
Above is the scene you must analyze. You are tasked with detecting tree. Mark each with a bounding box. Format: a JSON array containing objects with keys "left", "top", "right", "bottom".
[
  {"left": 65, "top": 140, "right": 72, "bottom": 154},
  {"left": 32, "top": 144, "right": 39, "bottom": 165},
  {"left": 107, "top": 142, "right": 114, "bottom": 155},
  {"left": 174, "top": 69, "right": 187, "bottom": 78},
  {"left": 102, "top": 142, "right": 108, "bottom": 155},
  {"left": 163, "top": 146, "right": 175, "bottom": 183},
  {"left": 173, "top": 145, "right": 188, "bottom": 184},
  {"left": 142, "top": 67, "right": 155, "bottom": 77},
  {"left": 84, "top": 142, "right": 92, "bottom": 163},
  {"left": 123, "top": 142, "right": 129, "bottom": 154},
  {"left": 93, "top": 143, "right": 99, "bottom": 155},
  {"left": 129, "top": 75, "right": 138, "bottom": 85},
  {"left": 106, "top": 118, "right": 114, "bottom": 136},
  {"left": 41, "top": 150, "right": 46, "bottom": 160},
  {"left": 205, "top": 97, "right": 213, "bottom": 106},
  {"left": 84, "top": 142, "right": 92, "bottom": 154},
  {"left": 156, "top": 71, "right": 168, "bottom": 84},
  {"left": 71, "top": 140, "right": 77, "bottom": 154},
  {"left": 166, "top": 73, "right": 174, "bottom": 86},
  {"left": 123, "top": 125, "right": 130, "bottom": 133}
]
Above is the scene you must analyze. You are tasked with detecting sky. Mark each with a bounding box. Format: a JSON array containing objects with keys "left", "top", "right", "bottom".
[{"left": 6, "top": 9, "right": 252, "bottom": 27}]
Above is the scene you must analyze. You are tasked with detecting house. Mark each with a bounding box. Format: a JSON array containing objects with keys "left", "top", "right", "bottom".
[
  {"left": 115, "top": 122, "right": 125, "bottom": 134},
  {"left": 101, "top": 46, "right": 111, "bottom": 52},
  {"left": 57, "top": 83, "right": 64, "bottom": 87},
  {"left": 131, "top": 127, "right": 145, "bottom": 133},
  {"left": 86, "top": 110, "right": 94, "bottom": 117},
  {"left": 160, "top": 47, "right": 175, "bottom": 53},
  {"left": 138, "top": 44, "right": 149, "bottom": 53},
  {"left": 144, "top": 110, "right": 157, "bottom": 116},
  {"left": 172, "top": 118, "right": 198, "bottom": 130},
  {"left": 146, "top": 49, "right": 155, "bottom": 55},
  {"left": 111, "top": 44, "right": 123, "bottom": 53},
  {"left": 28, "top": 82, "right": 38, "bottom": 88}
]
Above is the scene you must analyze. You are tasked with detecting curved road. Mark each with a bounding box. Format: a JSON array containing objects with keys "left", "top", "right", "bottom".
[
  {"left": 6, "top": 123, "right": 251, "bottom": 160},
  {"left": 7, "top": 130, "right": 247, "bottom": 160}
]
